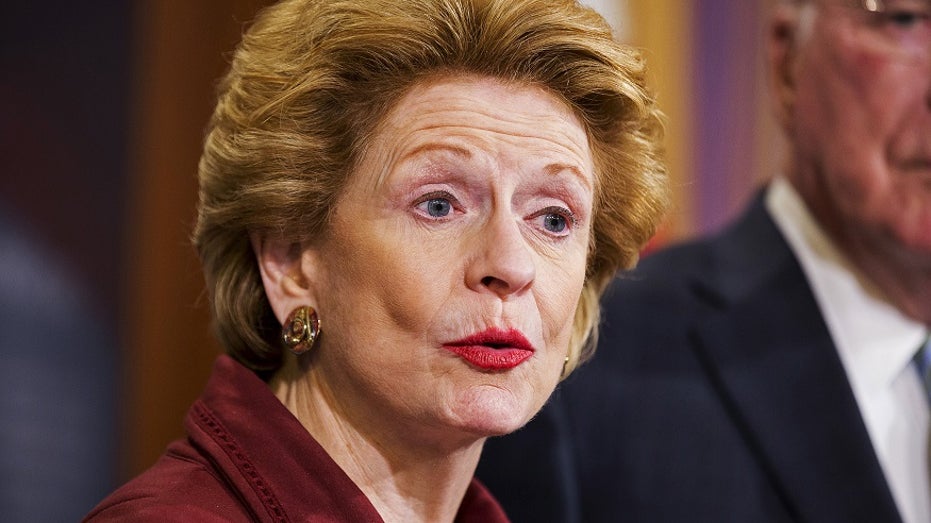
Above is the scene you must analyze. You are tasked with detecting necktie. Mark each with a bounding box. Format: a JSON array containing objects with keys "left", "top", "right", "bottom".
[
  {"left": 916, "top": 337, "right": 931, "bottom": 405},
  {"left": 918, "top": 336, "right": 931, "bottom": 496}
]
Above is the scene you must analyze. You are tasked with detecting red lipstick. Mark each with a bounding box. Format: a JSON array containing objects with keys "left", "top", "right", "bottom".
[{"left": 443, "top": 328, "right": 535, "bottom": 370}]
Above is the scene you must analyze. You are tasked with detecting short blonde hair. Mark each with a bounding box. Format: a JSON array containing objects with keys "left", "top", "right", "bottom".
[{"left": 193, "top": 0, "right": 668, "bottom": 378}]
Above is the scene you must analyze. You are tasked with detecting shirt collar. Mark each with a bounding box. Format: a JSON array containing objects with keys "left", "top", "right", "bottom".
[{"left": 765, "top": 177, "right": 927, "bottom": 392}]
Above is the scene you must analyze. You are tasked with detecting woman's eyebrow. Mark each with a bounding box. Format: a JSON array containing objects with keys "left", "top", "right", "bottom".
[
  {"left": 399, "top": 143, "right": 472, "bottom": 163},
  {"left": 544, "top": 163, "right": 592, "bottom": 191}
]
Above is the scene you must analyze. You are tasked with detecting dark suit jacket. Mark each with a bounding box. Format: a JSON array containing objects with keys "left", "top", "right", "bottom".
[{"left": 477, "top": 194, "right": 903, "bottom": 523}]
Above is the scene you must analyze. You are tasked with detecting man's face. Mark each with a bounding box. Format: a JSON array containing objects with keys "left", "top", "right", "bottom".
[{"left": 779, "top": 1, "right": 931, "bottom": 262}]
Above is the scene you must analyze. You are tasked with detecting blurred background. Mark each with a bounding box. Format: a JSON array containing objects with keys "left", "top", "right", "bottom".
[{"left": 0, "top": 0, "right": 779, "bottom": 520}]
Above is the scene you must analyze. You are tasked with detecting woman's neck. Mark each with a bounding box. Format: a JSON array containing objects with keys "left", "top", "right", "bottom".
[{"left": 269, "top": 359, "right": 484, "bottom": 523}]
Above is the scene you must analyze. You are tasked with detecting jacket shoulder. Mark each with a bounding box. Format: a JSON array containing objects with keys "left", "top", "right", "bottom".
[
  {"left": 83, "top": 441, "right": 254, "bottom": 522},
  {"left": 605, "top": 238, "right": 716, "bottom": 310}
]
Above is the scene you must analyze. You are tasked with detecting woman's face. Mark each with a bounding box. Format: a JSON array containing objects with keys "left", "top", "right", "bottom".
[{"left": 303, "top": 75, "right": 594, "bottom": 448}]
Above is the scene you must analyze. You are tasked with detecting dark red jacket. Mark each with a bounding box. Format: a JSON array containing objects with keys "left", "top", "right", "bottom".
[{"left": 85, "top": 355, "right": 509, "bottom": 522}]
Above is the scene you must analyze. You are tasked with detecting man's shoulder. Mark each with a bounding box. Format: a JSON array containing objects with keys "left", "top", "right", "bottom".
[
  {"left": 636, "top": 237, "right": 715, "bottom": 275},
  {"left": 607, "top": 198, "right": 786, "bottom": 307},
  {"left": 606, "top": 236, "right": 718, "bottom": 303}
]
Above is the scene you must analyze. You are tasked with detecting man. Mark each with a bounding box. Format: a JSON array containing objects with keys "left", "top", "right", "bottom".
[{"left": 477, "top": 1, "right": 931, "bottom": 521}]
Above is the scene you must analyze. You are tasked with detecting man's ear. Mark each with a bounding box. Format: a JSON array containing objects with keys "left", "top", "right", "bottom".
[
  {"left": 251, "top": 232, "right": 317, "bottom": 325},
  {"left": 768, "top": 4, "right": 803, "bottom": 130}
]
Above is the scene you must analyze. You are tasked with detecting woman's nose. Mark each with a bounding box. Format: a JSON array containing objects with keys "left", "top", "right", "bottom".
[{"left": 466, "top": 213, "right": 535, "bottom": 299}]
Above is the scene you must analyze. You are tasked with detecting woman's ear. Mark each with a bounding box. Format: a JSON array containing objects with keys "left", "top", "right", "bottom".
[{"left": 251, "top": 232, "right": 317, "bottom": 325}]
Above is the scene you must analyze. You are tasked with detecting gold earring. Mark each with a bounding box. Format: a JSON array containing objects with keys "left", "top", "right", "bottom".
[
  {"left": 561, "top": 354, "right": 570, "bottom": 378},
  {"left": 282, "top": 306, "right": 321, "bottom": 355}
]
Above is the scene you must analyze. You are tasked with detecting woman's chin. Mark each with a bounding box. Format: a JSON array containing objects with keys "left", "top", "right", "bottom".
[{"left": 447, "top": 384, "right": 540, "bottom": 438}]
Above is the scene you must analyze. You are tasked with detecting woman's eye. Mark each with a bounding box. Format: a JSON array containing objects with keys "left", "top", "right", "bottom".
[
  {"left": 534, "top": 206, "right": 575, "bottom": 237},
  {"left": 543, "top": 213, "right": 568, "bottom": 233},
  {"left": 425, "top": 198, "right": 452, "bottom": 217},
  {"left": 414, "top": 192, "right": 457, "bottom": 219}
]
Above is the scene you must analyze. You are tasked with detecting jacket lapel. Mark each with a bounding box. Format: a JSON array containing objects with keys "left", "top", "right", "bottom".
[{"left": 689, "top": 195, "right": 902, "bottom": 522}]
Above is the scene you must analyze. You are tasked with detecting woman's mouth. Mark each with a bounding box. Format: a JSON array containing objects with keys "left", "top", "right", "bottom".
[{"left": 443, "top": 328, "right": 535, "bottom": 370}]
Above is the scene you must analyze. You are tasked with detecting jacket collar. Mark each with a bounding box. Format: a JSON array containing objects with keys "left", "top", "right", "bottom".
[
  {"left": 186, "top": 355, "right": 508, "bottom": 522},
  {"left": 689, "top": 192, "right": 902, "bottom": 522}
]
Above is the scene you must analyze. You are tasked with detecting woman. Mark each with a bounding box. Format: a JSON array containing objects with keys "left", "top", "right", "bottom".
[{"left": 85, "top": 0, "right": 667, "bottom": 520}]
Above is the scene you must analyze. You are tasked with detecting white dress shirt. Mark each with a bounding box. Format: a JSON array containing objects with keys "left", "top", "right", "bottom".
[{"left": 765, "top": 177, "right": 930, "bottom": 523}]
